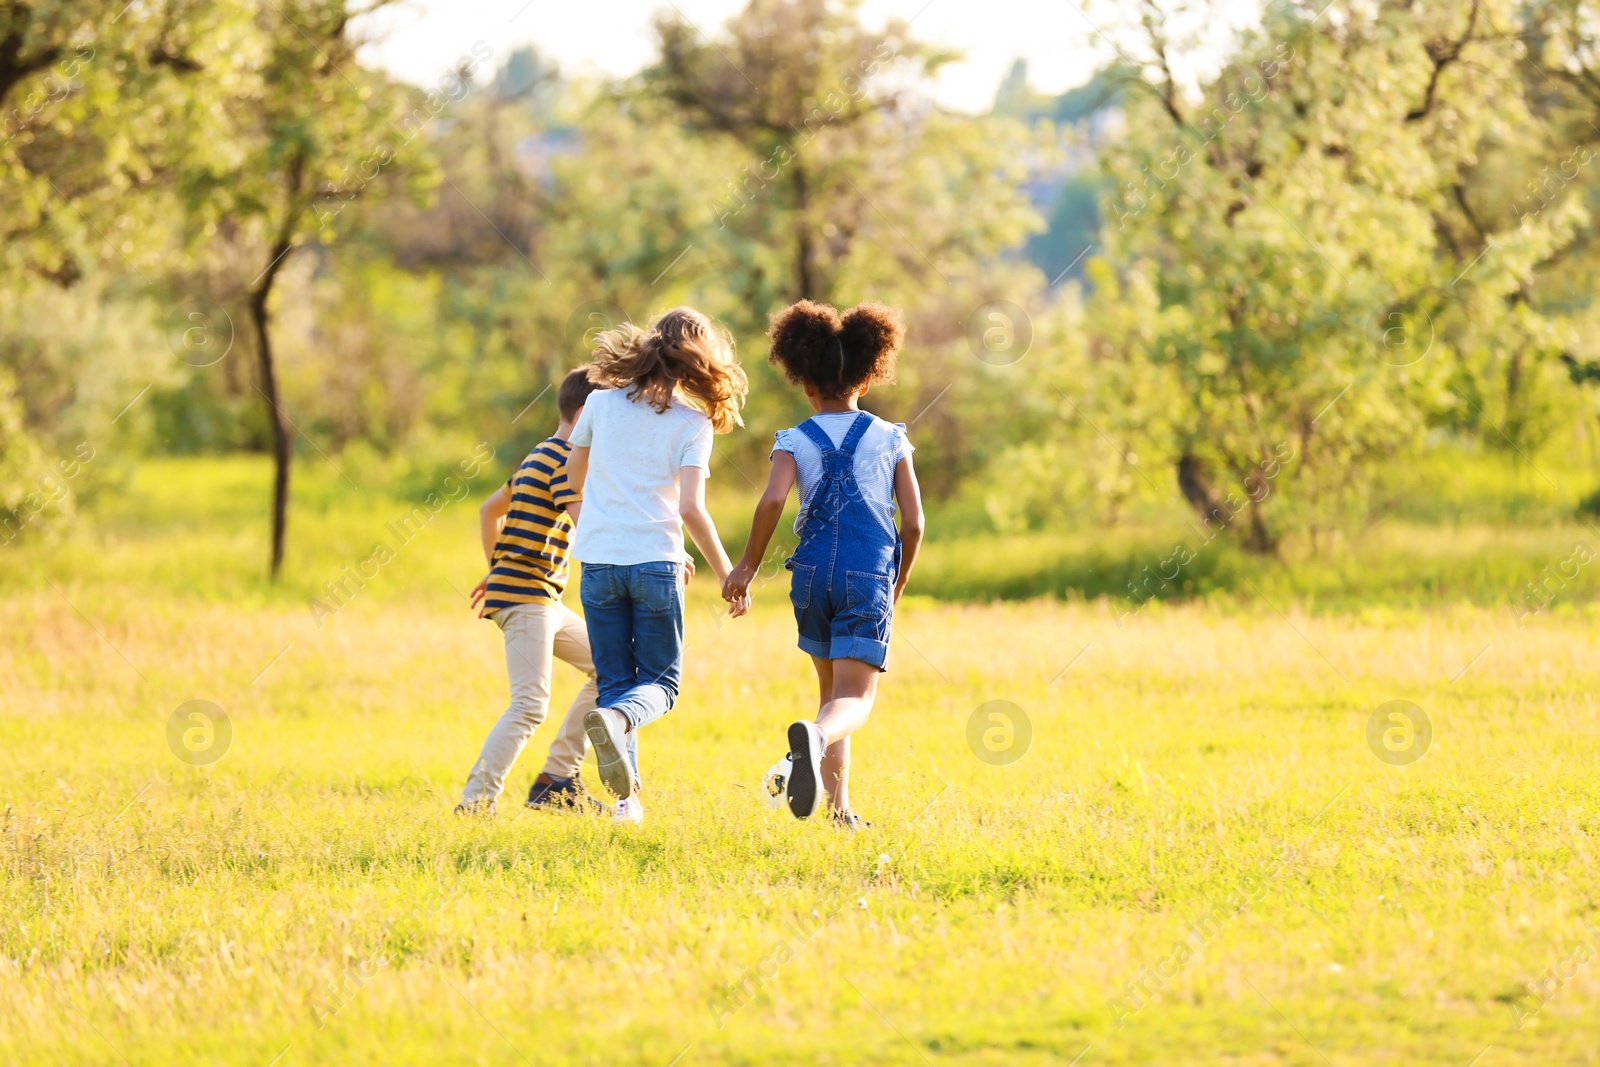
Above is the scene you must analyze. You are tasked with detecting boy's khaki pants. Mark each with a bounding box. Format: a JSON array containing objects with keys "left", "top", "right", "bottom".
[{"left": 460, "top": 600, "right": 597, "bottom": 806}]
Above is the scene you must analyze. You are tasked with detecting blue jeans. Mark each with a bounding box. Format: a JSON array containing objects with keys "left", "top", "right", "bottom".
[{"left": 579, "top": 561, "right": 684, "bottom": 775}]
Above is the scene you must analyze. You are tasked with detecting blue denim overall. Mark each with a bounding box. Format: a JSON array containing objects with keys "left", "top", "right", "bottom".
[{"left": 785, "top": 412, "right": 901, "bottom": 670}]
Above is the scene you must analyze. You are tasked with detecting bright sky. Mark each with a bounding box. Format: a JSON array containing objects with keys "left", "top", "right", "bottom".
[{"left": 357, "top": 0, "right": 1260, "bottom": 114}]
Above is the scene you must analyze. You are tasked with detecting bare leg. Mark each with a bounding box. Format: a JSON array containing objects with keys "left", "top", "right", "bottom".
[
  {"left": 823, "top": 736, "right": 851, "bottom": 812},
  {"left": 811, "top": 655, "right": 834, "bottom": 715},
  {"left": 813, "top": 657, "right": 878, "bottom": 813}
]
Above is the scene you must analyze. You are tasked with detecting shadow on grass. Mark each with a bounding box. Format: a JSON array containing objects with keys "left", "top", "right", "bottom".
[
  {"left": 914, "top": 524, "right": 1600, "bottom": 611},
  {"left": 918, "top": 533, "right": 1243, "bottom": 603}
]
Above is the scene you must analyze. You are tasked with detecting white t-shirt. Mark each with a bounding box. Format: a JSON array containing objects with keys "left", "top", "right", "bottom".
[
  {"left": 569, "top": 388, "right": 714, "bottom": 565},
  {"left": 773, "top": 411, "right": 912, "bottom": 537}
]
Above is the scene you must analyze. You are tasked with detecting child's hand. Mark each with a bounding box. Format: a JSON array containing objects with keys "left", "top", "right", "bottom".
[
  {"left": 893, "top": 579, "right": 907, "bottom": 604},
  {"left": 682, "top": 557, "right": 696, "bottom": 586},
  {"left": 470, "top": 575, "right": 491, "bottom": 618},
  {"left": 722, "top": 560, "right": 756, "bottom": 604},
  {"left": 726, "top": 591, "right": 751, "bottom": 618}
]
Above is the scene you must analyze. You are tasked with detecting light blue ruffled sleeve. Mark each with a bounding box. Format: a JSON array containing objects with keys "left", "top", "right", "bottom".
[
  {"left": 892, "top": 422, "right": 914, "bottom": 464},
  {"left": 772, "top": 428, "right": 798, "bottom": 459}
]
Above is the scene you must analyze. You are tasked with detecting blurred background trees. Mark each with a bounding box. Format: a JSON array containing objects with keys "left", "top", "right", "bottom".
[{"left": 2, "top": 0, "right": 1599, "bottom": 574}]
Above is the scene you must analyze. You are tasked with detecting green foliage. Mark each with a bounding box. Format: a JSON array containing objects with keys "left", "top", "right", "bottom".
[
  {"left": 0, "top": 366, "right": 51, "bottom": 539},
  {"left": 0, "top": 275, "right": 174, "bottom": 443},
  {"left": 0, "top": 276, "right": 173, "bottom": 541},
  {"left": 7, "top": 0, "right": 1600, "bottom": 569},
  {"left": 981, "top": 0, "right": 1600, "bottom": 552},
  {"left": 636, "top": 0, "right": 1044, "bottom": 465},
  {"left": 0, "top": 1, "right": 217, "bottom": 284},
  {"left": 177, "top": 1, "right": 442, "bottom": 252}
]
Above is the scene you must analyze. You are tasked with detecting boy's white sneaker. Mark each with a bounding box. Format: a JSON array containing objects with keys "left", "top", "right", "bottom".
[
  {"left": 785, "top": 720, "right": 825, "bottom": 819},
  {"left": 613, "top": 797, "right": 644, "bottom": 825},
  {"left": 585, "top": 707, "right": 638, "bottom": 799}
]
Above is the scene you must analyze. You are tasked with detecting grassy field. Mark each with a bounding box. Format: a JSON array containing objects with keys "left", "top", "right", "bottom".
[{"left": 3, "top": 457, "right": 1600, "bottom": 1064}]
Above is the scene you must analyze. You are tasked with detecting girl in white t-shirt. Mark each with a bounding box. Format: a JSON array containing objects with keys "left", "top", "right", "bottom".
[{"left": 565, "top": 307, "right": 750, "bottom": 822}]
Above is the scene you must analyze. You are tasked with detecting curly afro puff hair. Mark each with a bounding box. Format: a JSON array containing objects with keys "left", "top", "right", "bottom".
[{"left": 767, "top": 299, "right": 905, "bottom": 401}]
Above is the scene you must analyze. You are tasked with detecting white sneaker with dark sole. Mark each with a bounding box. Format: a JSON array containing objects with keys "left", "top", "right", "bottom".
[
  {"left": 585, "top": 708, "right": 637, "bottom": 799},
  {"left": 785, "top": 720, "right": 825, "bottom": 819},
  {"left": 830, "top": 809, "right": 870, "bottom": 832}
]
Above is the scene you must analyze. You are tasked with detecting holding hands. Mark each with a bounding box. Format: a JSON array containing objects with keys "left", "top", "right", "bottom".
[
  {"left": 721, "top": 561, "right": 756, "bottom": 617},
  {"left": 690, "top": 555, "right": 749, "bottom": 616}
]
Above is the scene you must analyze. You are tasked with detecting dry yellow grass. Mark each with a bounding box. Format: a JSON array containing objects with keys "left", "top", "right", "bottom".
[{"left": 3, "top": 562, "right": 1600, "bottom": 1064}]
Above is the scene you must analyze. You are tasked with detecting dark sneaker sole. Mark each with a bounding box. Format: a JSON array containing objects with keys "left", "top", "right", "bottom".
[
  {"left": 786, "top": 721, "right": 823, "bottom": 819},
  {"left": 585, "top": 710, "right": 635, "bottom": 800}
]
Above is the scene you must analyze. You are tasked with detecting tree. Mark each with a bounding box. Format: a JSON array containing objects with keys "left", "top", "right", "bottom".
[
  {"left": 1, "top": 0, "right": 120, "bottom": 283},
  {"left": 178, "top": 0, "right": 442, "bottom": 576},
  {"left": 1082, "top": 0, "right": 1562, "bottom": 551},
  {"left": 646, "top": 0, "right": 957, "bottom": 304},
  {"left": 0, "top": 1, "right": 231, "bottom": 534},
  {"left": 0, "top": 1, "right": 227, "bottom": 285},
  {"left": 639, "top": 0, "right": 1044, "bottom": 478}
]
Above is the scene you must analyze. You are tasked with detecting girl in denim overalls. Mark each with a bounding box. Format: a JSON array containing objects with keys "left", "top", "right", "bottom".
[{"left": 723, "top": 300, "right": 925, "bottom": 830}]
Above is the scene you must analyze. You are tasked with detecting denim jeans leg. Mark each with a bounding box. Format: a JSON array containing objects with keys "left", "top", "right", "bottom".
[
  {"left": 581, "top": 562, "right": 684, "bottom": 780},
  {"left": 608, "top": 562, "right": 684, "bottom": 735},
  {"left": 580, "top": 565, "right": 637, "bottom": 712}
]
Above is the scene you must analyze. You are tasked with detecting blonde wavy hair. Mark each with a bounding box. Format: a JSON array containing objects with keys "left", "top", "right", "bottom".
[{"left": 588, "top": 307, "right": 748, "bottom": 433}]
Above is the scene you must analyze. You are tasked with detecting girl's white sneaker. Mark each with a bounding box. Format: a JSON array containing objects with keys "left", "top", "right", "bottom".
[
  {"left": 761, "top": 753, "right": 793, "bottom": 810},
  {"left": 613, "top": 797, "right": 644, "bottom": 825},
  {"left": 585, "top": 707, "right": 637, "bottom": 799}
]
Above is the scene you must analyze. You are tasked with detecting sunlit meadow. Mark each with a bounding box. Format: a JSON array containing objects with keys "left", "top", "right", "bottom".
[{"left": 2, "top": 458, "right": 1598, "bottom": 1065}]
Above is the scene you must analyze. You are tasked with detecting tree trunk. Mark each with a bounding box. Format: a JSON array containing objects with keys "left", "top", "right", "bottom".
[
  {"left": 0, "top": 30, "right": 61, "bottom": 107},
  {"left": 1176, "top": 452, "right": 1279, "bottom": 555},
  {"left": 250, "top": 238, "right": 295, "bottom": 578},
  {"left": 1505, "top": 346, "right": 1524, "bottom": 447},
  {"left": 1244, "top": 504, "right": 1279, "bottom": 556},
  {"left": 790, "top": 163, "right": 815, "bottom": 299},
  {"left": 1176, "top": 453, "right": 1225, "bottom": 526}
]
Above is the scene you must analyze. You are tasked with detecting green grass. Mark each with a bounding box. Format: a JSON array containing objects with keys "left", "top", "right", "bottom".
[
  {"left": 12, "top": 452, "right": 1598, "bottom": 612},
  {"left": 2, "top": 456, "right": 1599, "bottom": 1064},
  {"left": 914, "top": 520, "right": 1600, "bottom": 609}
]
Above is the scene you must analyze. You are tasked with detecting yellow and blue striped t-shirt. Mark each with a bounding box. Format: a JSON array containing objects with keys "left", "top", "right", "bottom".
[{"left": 483, "top": 438, "right": 580, "bottom": 614}]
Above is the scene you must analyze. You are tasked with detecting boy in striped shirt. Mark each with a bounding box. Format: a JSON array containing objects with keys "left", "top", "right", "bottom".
[{"left": 458, "top": 367, "right": 603, "bottom": 814}]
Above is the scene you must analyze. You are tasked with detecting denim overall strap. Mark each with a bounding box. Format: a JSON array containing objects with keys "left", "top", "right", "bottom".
[
  {"left": 836, "top": 410, "right": 874, "bottom": 453},
  {"left": 795, "top": 413, "right": 870, "bottom": 534},
  {"left": 835, "top": 414, "right": 902, "bottom": 573},
  {"left": 794, "top": 412, "right": 870, "bottom": 455}
]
